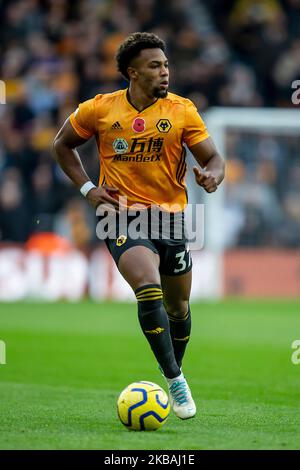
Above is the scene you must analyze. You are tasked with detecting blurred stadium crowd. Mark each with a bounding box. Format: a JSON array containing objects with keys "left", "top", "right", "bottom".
[{"left": 0, "top": 0, "right": 299, "bottom": 248}]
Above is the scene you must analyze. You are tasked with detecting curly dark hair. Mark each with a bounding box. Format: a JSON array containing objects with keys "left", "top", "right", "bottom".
[{"left": 116, "top": 32, "right": 166, "bottom": 81}]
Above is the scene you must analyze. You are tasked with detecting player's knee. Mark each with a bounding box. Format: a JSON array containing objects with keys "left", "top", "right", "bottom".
[
  {"left": 164, "top": 300, "right": 189, "bottom": 319},
  {"left": 133, "top": 276, "right": 160, "bottom": 291}
]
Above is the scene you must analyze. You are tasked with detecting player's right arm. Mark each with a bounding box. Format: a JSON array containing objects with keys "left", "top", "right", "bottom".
[{"left": 53, "top": 118, "right": 120, "bottom": 211}]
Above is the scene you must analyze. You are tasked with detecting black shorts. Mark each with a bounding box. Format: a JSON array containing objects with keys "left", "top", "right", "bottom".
[{"left": 98, "top": 209, "right": 192, "bottom": 276}]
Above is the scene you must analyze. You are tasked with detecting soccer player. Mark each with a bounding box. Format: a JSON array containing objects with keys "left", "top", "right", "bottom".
[{"left": 53, "top": 32, "right": 225, "bottom": 420}]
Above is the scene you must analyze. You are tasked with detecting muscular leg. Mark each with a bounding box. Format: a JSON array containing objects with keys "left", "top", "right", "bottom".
[
  {"left": 118, "top": 245, "right": 160, "bottom": 290},
  {"left": 118, "top": 245, "right": 181, "bottom": 379},
  {"left": 161, "top": 270, "right": 192, "bottom": 368}
]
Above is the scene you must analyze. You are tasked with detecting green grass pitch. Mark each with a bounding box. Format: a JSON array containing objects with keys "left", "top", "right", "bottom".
[{"left": 0, "top": 300, "right": 300, "bottom": 450}]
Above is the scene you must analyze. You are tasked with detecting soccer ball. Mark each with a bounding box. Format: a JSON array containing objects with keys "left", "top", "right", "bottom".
[{"left": 117, "top": 381, "right": 170, "bottom": 431}]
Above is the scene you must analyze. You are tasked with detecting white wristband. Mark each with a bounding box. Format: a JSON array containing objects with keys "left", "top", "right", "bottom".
[{"left": 80, "top": 181, "right": 96, "bottom": 197}]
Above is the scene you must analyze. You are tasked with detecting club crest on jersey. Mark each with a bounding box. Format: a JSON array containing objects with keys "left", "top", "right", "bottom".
[
  {"left": 156, "top": 119, "right": 172, "bottom": 133},
  {"left": 132, "top": 117, "right": 146, "bottom": 133},
  {"left": 116, "top": 235, "right": 127, "bottom": 246},
  {"left": 113, "top": 138, "right": 128, "bottom": 154}
]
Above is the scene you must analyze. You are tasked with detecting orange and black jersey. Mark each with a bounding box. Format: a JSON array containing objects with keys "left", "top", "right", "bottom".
[{"left": 70, "top": 89, "right": 209, "bottom": 211}]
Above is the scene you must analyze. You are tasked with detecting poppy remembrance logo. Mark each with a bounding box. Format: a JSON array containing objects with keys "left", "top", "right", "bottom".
[{"left": 132, "top": 117, "right": 146, "bottom": 133}]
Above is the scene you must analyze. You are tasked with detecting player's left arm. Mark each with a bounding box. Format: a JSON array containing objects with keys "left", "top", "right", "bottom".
[{"left": 188, "top": 137, "right": 225, "bottom": 193}]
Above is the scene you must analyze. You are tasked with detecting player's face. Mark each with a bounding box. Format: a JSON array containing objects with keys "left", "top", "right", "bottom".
[{"left": 130, "top": 48, "right": 169, "bottom": 98}]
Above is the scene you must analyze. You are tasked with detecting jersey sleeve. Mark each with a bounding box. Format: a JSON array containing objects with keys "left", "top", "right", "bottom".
[
  {"left": 69, "top": 98, "right": 97, "bottom": 139},
  {"left": 182, "top": 99, "right": 210, "bottom": 147}
]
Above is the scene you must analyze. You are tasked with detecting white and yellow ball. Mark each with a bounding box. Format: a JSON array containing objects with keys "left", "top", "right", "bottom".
[{"left": 117, "top": 381, "right": 170, "bottom": 431}]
